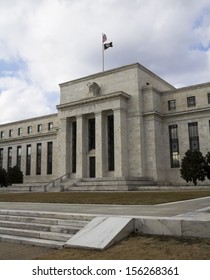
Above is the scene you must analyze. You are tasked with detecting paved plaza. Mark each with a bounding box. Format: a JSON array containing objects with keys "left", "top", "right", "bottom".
[{"left": 0, "top": 196, "right": 210, "bottom": 218}]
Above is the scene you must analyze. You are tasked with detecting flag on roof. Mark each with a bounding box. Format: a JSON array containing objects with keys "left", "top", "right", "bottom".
[
  {"left": 102, "top": 33, "right": 107, "bottom": 43},
  {"left": 104, "top": 42, "right": 113, "bottom": 50}
]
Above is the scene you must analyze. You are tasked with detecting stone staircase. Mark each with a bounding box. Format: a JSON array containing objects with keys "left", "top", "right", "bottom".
[
  {"left": 0, "top": 210, "right": 93, "bottom": 248},
  {"left": 64, "top": 177, "right": 157, "bottom": 191}
]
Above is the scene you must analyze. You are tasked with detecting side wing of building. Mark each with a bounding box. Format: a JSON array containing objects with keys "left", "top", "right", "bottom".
[{"left": 0, "top": 114, "right": 59, "bottom": 183}]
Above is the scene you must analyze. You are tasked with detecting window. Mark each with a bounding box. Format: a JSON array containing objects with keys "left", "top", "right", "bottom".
[
  {"left": 88, "top": 118, "right": 95, "bottom": 151},
  {"left": 168, "top": 100, "right": 176, "bottom": 110},
  {"left": 47, "top": 142, "right": 53, "bottom": 175},
  {"left": 18, "top": 128, "right": 22, "bottom": 136},
  {"left": 187, "top": 96, "right": 196, "bottom": 107},
  {"left": 169, "top": 125, "right": 180, "bottom": 168},
  {"left": 72, "top": 121, "right": 77, "bottom": 173},
  {"left": 37, "top": 124, "right": 42, "bottom": 132},
  {"left": 188, "top": 122, "right": 199, "bottom": 151},
  {"left": 48, "top": 122, "right": 53, "bottom": 131},
  {"left": 0, "top": 131, "right": 5, "bottom": 139},
  {"left": 27, "top": 126, "right": 32, "bottom": 134},
  {"left": 17, "top": 146, "right": 22, "bottom": 170},
  {"left": 7, "top": 147, "right": 12, "bottom": 170},
  {"left": 26, "top": 144, "right": 31, "bottom": 175},
  {"left": 107, "top": 115, "right": 115, "bottom": 171},
  {"left": 9, "top": 129, "right": 13, "bottom": 137},
  {"left": 208, "top": 93, "right": 210, "bottom": 104},
  {"left": 36, "top": 143, "right": 42, "bottom": 175},
  {"left": 0, "top": 148, "right": 3, "bottom": 169}
]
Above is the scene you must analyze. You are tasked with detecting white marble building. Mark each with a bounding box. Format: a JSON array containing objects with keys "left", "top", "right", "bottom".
[{"left": 1, "top": 63, "right": 210, "bottom": 186}]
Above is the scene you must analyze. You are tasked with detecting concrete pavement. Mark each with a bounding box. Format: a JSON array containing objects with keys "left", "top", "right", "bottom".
[{"left": 0, "top": 196, "right": 210, "bottom": 218}]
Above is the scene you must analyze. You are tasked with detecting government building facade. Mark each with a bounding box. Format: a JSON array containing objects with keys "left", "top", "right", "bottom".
[{"left": 1, "top": 63, "right": 210, "bottom": 187}]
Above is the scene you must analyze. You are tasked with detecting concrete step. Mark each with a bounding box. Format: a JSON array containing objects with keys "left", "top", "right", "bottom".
[
  {"left": 0, "top": 234, "right": 64, "bottom": 248},
  {"left": 0, "top": 220, "right": 83, "bottom": 234},
  {"left": 0, "top": 210, "right": 93, "bottom": 248},
  {"left": 64, "top": 177, "right": 157, "bottom": 191},
  {"left": 0, "top": 210, "right": 93, "bottom": 221},
  {"left": 0, "top": 214, "right": 89, "bottom": 228},
  {"left": 0, "top": 227, "right": 73, "bottom": 242}
]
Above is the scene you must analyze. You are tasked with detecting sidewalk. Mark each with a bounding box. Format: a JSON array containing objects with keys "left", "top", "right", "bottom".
[{"left": 0, "top": 196, "right": 210, "bottom": 217}]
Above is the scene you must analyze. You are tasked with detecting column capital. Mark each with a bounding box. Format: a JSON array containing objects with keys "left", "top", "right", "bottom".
[
  {"left": 95, "top": 110, "right": 103, "bottom": 116},
  {"left": 113, "top": 107, "right": 127, "bottom": 113},
  {"left": 76, "top": 114, "right": 83, "bottom": 119}
]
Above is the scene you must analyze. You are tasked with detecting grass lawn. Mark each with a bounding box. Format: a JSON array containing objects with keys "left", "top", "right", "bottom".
[
  {"left": 0, "top": 189, "right": 210, "bottom": 204},
  {"left": 35, "top": 234, "right": 210, "bottom": 260}
]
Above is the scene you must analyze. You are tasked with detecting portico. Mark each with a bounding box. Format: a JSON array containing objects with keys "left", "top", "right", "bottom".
[{"left": 57, "top": 91, "right": 130, "bottom": 180}]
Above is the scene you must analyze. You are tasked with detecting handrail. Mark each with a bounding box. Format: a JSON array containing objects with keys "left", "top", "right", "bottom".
[{"left": 44, "top": 173, "right": 71, "bottom": 191}]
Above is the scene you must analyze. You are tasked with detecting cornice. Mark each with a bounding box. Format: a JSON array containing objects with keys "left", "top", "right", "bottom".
[
  {"left": 0, "top": 131, "right": 57, "bottom": 145},
  {"left": 57, "top": 91, "right": 130, "bottom": 110}
]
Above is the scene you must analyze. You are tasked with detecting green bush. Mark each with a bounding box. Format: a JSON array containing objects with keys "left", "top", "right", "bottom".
[
  {"left": 7, "top": 165, "right": 23, "bottom": 185},
  {"left": 0, "top": 168, "right": 8, "bottom": 187},
  {"left": 0, "top": 166, "right": 23, "bottom": 187},
  {"left": 180, "top": 150, "right": 206, "bottom": 186}
]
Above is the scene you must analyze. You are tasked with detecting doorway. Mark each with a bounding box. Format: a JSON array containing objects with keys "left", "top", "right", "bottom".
[{"left": 89, "top": 156, "right": 96, "bottom": 178}]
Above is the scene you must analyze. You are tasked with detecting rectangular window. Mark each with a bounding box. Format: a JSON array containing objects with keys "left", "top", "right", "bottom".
[
  {"left": 37, "top": 124, "right": 42, "bottom": 132},
  {"left": 0, "top": 131, "right": 5, "bottom": 139},
  {"left": 7, "top": 147, "right": 12, "bottom": 170},
  {"left": 169, "top": 125, "right": 180, "bottom": 168},
  {"left": 27, "top": 126, "right": 32, "bottom": 134},
  {"left": 18, "top": 128, "right": 22, "bottom": 136},
  {"left": 9, "top": 129, "right": 13, "bottom": 137},
  {"left": 36, "top": 143, "right": 42, "bottom": 175},
  {"left": 107, "top": 115, "right": 115, "bottom": 171},
  {"left": 0, "top": 148, "right": 3, "bottom": 169},
  {"left": 168, "top": 100, "right": 176, "bottom": 110},
  {"left": 26, "top": 144, "right": 31, "bottom": 175},
  {"left": 88, "top": 118, "right": 95, "bottom": 151},
  {"left": 72, "top": 121, "right": 77, "bottom": 173},
  {"left": 208, "top": 93, "right": 210, "bottom": 104},
  {"left": 188, "top": 122, "right": 199, "bottom": 151},
  {"left": 17, "top": 146, "right": 22, "bottom": 170},
  {"left": 187, "top": 96, "right": 196, "bottom": 107},
  {"left": 47, "top": 142, "right": 53, "bottom": 175},
  {"left": 48, "top": 122, "right": 53, "bottom": 131}
]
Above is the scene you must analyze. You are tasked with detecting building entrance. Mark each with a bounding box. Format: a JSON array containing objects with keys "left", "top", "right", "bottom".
[{"left": 89, "top": 156, "right": 95, "bottom": 178}]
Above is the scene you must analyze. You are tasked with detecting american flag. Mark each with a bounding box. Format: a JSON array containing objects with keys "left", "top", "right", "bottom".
[{"left": 102, "top": 33, "right": 107, "bottom": 43}]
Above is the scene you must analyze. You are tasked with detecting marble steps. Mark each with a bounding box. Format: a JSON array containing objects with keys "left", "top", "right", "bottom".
[
  {"left": 0, "top": 210, "right": 92, "bottom": 248},
  {"left": 0, "top": 234, "right": 65, "bottom": 248},
  {"left": 0, "top": 227, "right": 72, "bottom": 242},
  {"left": 65, "top": 177, "right": 156, "bottom": 191}
]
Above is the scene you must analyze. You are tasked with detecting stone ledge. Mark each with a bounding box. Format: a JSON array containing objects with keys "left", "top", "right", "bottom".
[{"left": 134, "top": 216, "right": 210, "bottom": 239}]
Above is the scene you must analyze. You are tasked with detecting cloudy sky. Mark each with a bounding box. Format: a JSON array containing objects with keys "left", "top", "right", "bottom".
[{"left": 1, "top": 0, "right": 210, "bottom": 124}]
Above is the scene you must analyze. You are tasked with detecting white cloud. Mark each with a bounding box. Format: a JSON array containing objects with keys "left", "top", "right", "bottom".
[{"left": 1, "top": 0, "right": 210, "bottom": 123}]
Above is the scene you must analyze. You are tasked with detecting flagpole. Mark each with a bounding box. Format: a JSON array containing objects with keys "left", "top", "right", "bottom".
[{"left": 102, "top": 33, "right": 104, "bottom": 71}]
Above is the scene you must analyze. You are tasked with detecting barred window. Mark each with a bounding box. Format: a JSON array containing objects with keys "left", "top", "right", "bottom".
[
  {"left": 47, "top": 142, "right": 53, "bottom": 175},
  {"left": 169, "top": 125, "right": 180, "bottom": 168},
  {"left": 26, "top": 145, "right": 31, "bottom": 175},
  {"left": 168, "top": 100, "right": 176, "bottom": 110},
  {"left": 187, "top": 96, "right": 196, "bottom": 107},
  {"left": 188, "top": 122, "right": 199, "bottom": 151},
  {"left": 36, "top": 143, "right": 42, "bottom": 175}
]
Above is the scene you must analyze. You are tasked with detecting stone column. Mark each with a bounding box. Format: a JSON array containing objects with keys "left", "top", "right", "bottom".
[
  {"left": 76, "top": 115, "right": 86, "bottom": 178},
  {"left": 95, "top": 111, "right": 104, "bottom": 178},
  {"left": 114, "top": 108, "right": 128, "bottom": 178},
  {"left": 59, "top": 118, "right": 69, "bottom": 176}
]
